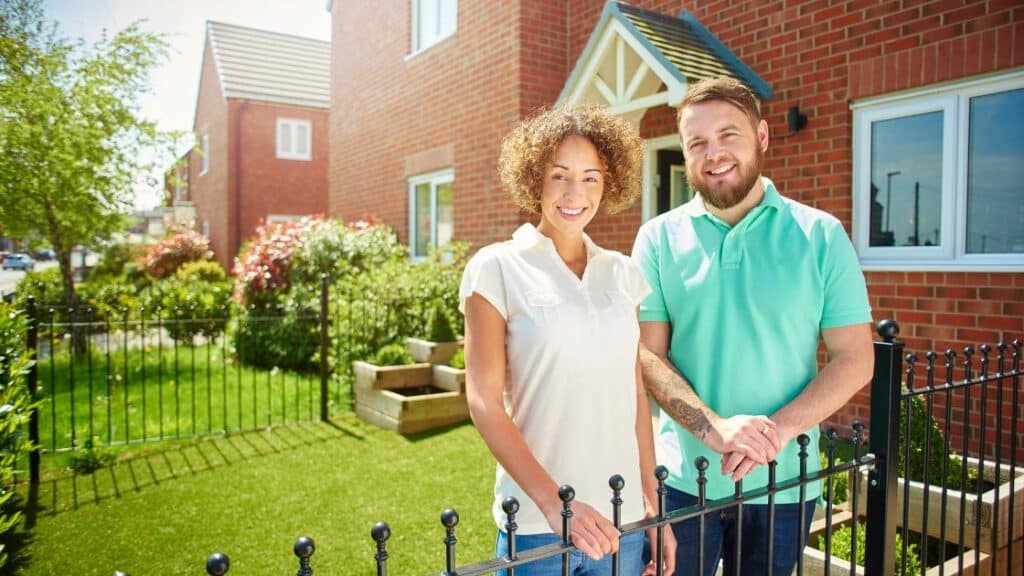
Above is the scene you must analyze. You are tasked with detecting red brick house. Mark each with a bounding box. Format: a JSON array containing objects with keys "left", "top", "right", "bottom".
[
  {"left": 190, "top": 21, "right": 330, "bottom": 269},
  {"left": 328, "top": 1, "right": 1022, "bottom": 448}
]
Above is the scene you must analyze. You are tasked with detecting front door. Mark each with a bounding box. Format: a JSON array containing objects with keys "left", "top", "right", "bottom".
[{"left": 656, "top": 149, "right": 689, "bottom": 215}]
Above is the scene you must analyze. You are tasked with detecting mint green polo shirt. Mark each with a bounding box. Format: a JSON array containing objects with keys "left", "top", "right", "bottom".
[{"left": 632, "top": 178, "right": 871, "bottom": 504}]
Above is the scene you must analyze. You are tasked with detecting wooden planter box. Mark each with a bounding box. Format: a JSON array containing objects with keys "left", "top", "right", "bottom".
[
  {"left": 802, "top": 509, "right": 995, "bottom": 576},
  {"left": 432, "top": 364, "right": 466, "bottom": 393},
  {"left": 352, "top": 360, "right": 469, "bottom": 435},
  {"left": 405, "top": 337, "right": 461, "bottom": 365},
  {"left": 851, "top": 457, "right": 1024, "bottom": 554}
]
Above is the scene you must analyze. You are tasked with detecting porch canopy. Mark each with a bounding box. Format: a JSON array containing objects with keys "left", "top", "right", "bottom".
[{"left": 557, "top": 2, "right": 772, "bottom": 123}]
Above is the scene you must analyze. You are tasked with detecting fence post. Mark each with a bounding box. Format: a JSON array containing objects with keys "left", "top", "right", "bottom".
[
  {"left": 319, "top": 274, "right": 329, "bottom": 422},
  {"left": 864, "top": 319, "right": 903, "bottom": 576},
  {"left": 26, "top": 296, "right": 39, "bottom": 486}
]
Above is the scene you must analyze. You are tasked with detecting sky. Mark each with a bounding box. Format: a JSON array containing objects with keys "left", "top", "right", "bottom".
[{"left": 41, "top": 0, "right": 333, "bottom": 210}]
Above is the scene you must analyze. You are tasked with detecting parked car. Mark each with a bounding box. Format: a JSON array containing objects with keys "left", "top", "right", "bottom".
[
  {"left": 33, "top": 249, "right": 56, "bottom": 261},
  {"left": 3, "top": 253, "right": 35, "bottom": 271}
]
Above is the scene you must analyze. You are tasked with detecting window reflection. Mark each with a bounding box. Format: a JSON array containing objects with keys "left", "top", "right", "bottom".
[
  {"left": 967, "top": 88, "right": 1024, "bottom": 254},
  {"left": 869, "top": 111, "right": 944, "bottom": 247}
]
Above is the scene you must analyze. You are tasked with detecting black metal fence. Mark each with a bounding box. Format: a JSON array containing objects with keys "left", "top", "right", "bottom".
[
  {"left": 189, "top": 321, "right": 1021, "bottom": 576},
  {"left": 23, "top": 275, "right": 456, "bottom": 484}
]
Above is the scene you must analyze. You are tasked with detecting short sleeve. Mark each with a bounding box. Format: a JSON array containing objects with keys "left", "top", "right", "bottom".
[
  {"left": 631, "top": 223, "right": 670, "bottom": 322},
  {"left": 623, "top": 257, "right": 651, "bottom": 306},
  {"left": 459, "top": 248, "right": 509, "bottom": 320},
  {"left": 820, "top": 223, "right": 872, "bottom": 329}
]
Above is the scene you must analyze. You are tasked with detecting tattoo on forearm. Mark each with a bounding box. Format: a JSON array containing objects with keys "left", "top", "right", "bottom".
[{"left": 640, "top": 348, "right": 714, "bottom": 440}]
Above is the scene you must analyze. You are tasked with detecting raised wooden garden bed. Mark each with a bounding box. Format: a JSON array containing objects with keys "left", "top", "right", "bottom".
[{"left": 353, "top": 360, "right": 469, "bottom": 435}]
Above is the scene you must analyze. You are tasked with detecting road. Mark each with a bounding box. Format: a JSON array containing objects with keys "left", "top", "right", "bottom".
[{"left": 0, "top": 260, "right": 58, "bottom": 299}]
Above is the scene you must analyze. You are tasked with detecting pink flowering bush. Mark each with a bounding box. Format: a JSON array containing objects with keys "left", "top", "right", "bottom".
[
  {"left": 231, "top": 217, "right": 322, "bottom": 306},
  {"left": 144, "top": 229, "right": 212, "bottom": 279}
]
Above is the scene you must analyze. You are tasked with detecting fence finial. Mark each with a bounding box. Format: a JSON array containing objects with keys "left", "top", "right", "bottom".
[
  {"left": 294, "top": 536, "right": 315, "bottom": 576},
  {"left": 371, "top": 522, "right": 390, "bottom": 575},
  {"left": 206, "top": 553, "right": 229, "bottom": 575},
  {"left": 876, "top": 319, "right": 899, "bottom": 341}
]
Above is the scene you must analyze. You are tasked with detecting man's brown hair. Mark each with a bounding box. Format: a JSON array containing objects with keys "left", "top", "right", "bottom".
[{"left": 676, "top": 76, "right": 761, "bottom": 126}]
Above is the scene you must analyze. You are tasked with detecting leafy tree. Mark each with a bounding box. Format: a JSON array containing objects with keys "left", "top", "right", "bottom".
[{"left": 0, "top": 0, "right": 176, "bottom": 350}]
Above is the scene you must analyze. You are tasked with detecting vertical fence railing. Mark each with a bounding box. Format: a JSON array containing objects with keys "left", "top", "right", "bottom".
[
  {"left": 26, "top": 296, "right": 39, "bottom": 485},
  {"left": 864, "top": 319, "right": 903, "bottom": 576}
]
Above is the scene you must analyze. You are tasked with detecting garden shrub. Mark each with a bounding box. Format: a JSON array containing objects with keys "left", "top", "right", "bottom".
[
  {"left": 143, "top": 229, "right": 212, "bottom": 279},
  {"left": 329, "top": 243, "right": 468, "bottom": 380},
  {"left": 76, "top": 279, "right": 140, "bottom": 321},
  {"left": 154, "top": 278, "right": 232, "bottom": 343},
  {"left": 425, "top": 299, "right": 456, "bottom": 342},
  {"left": 373, "top": 343, "right": 414, "bottom": 366},
  {"left": 0, "top": 304, "right": 39, "bottom": 568},
  {"left": 820, "top": 452, "right": 848, "bottom": 506},
  {"left": 899, "top": 391, "right": 976, "bottom": 490},
  {"left": 176, "top": 260, "right": 227, "bottom": 284},
  {"left": 448, "top": 348, "right": 465, "bottom": 369},
  {"left": 819, "top": 522, "right": 922, "bottom": 575},
  {"left": 13, "top": 266, "right": 65, "bottom": 307},
  {"left": 232, "top": 218, "right": 409, "bottom": 373}
]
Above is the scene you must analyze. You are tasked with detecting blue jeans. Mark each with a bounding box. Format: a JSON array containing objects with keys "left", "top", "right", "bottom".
[
  {"left": 651, "top": 485, "right": 815, "bottom": 576},
  {"left": 495, "top": 529, "right": 645, "bottom": 575}
]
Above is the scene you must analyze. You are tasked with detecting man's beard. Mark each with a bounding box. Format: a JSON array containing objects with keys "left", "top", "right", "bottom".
[{"left": 687, "top": 146, "right": 763, "bottom": 210}]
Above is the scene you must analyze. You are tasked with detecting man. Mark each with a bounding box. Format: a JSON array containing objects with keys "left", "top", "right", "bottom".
[{"left": 632, "top": 77, "right": 874, "bottom": 575}]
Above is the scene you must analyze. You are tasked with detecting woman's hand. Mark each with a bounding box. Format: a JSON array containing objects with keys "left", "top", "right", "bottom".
[{"left": 541, "top": 499, "right": 621, "bottom": 561}]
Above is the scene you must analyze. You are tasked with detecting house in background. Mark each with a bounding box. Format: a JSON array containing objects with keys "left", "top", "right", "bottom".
[
  {"left": 162, "top": 150, "right": 196, "bottom": 231},
  {"left": 188, "top": 21, "right": 330, "bottom": 269},
  {"left": 328, "top": 0, "right": 1023, "bottom": 449}
]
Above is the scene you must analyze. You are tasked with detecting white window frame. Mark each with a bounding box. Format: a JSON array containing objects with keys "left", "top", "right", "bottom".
[
  {"left": 199, "top": 133, "right": 210, "bottom": 175},
  {"left": 409, "top": 0, "right": 456, "bottom": 56},
  {"left": 276, "top": 118, "right": 312, "bottom": 161},
  {"left": 852, "top": 70, "right": 1024, "bottom": 271},
  {"left": 408, "top": 168, "right": 454, "bottom": 260},
  {"left": 266, "top": 214, "right": 303, "bottom": 225}
]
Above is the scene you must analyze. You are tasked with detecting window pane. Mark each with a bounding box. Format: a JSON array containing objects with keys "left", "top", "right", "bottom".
[
  {"left": 439, "top": 0, "right": 456, "bottom": 36},
  {"left": 869, "top": 111, "right": 944, "bottom": 247},
  {"left": 296, "top": 123, "right": 309, "bottom": 156},
  {"left": 416, "top": 0, "right": 439, "bottom": 49},
  {"left": 414, "top": 182, "right": 432, "bottom": 257},
  {"left": 436, "top": 181, "right": 453, "bottom": 246},
  {"left": 279, "top": 123, "right": 292, "bottom": 155},
  {"left": 967, "top": 88, "right": 1024, "bottom": 254}
]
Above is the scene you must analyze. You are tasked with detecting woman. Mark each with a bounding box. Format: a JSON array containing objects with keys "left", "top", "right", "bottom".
[{"left": 460, "top": 105, "right": 675, "bottom": 575}]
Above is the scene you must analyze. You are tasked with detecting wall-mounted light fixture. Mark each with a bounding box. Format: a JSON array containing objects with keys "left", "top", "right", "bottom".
[{"left": 787, "top": 106, "right": 808, "bottom": 133}]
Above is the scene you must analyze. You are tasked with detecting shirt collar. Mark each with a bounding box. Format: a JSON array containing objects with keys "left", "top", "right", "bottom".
[
  {"left": 511, "top": 223, "right": 603, "bottom": 261},
  {"left": 680, "top": 176, "right": 783, "bottom": 224}
]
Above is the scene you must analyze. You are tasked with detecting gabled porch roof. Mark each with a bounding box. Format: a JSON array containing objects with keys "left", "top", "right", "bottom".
[{"left": 557, "top": 2, "right": 771, "bottom": 121}]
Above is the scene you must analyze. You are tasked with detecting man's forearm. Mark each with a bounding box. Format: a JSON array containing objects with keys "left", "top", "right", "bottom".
[{"left": 638, "top": 345, "right": 718, "bottom": 441}]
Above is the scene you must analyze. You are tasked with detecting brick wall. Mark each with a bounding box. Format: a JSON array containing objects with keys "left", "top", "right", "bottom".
[
  {"left": 190, "top": 40, "right": 231, "bottom": 269},
  {"left": 233, "top": 101, "right": 329, "bottom": 256}
]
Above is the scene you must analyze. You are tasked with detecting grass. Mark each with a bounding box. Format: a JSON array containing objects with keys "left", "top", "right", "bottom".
[
  {"left": 35, "top": 341, "right": 328, "bottom": 456},
  {"left": 7, "top": 415, "right": 496, "bottom": 575}
]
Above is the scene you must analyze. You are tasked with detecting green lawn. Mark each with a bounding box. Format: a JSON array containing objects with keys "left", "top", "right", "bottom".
[
  {"left": 36, "top": 342, "right": 327, "bottom": 454},
  {"left": 8, "top": 415, "right": 496, "bottom": 575}
]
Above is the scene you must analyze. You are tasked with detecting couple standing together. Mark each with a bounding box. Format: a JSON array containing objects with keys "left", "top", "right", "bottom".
[{"left": 459, "top": 77, "right": 874, "bottom": 576}]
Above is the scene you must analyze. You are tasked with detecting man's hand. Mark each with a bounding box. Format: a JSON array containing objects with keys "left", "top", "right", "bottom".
[
  {"left": 704, "top": 414, "right": 782, "bottom": 471},
  {"left": 542, "top": 499, "right": 620, "bottom": 561}
]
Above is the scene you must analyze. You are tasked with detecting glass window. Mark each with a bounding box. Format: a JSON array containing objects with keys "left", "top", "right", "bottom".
[
  {"left": 869, "top": 111, "right": 943, "bottom": 247},
  {"left": 412, "top": 0, "right": 456, "bottom": 53},
  {"left": 852, "top": 70, "right": 1024, "bottom": 269},
  {"left": 966, "top": 88, "right": 1024, "bottom": 254},
  {"left": 276, "top": 118, "right": 312, "bottom": 161},
  {"left": 408, "top": 169, "right": 455, "bottom": 259}
]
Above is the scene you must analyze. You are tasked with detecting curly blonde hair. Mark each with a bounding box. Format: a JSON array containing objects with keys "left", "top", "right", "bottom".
[{"left": 497, "top": 105, "right": 645, "bottom": 215}]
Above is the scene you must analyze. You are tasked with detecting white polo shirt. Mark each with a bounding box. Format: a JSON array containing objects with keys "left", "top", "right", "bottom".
[{"left": 459, "top": 223, "right": 650, "bottom": 534}]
